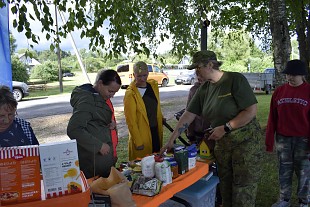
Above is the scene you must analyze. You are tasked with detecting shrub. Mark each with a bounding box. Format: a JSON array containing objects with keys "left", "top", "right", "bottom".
[
  {"left": 221, "top": 61, "right": 247, "bottom": 72},
  {"left": 30, "top": 61, "right": 59, "bottom": 82},
  {"left": 11, "top": 55, "right": 29, "bottom": 82}
]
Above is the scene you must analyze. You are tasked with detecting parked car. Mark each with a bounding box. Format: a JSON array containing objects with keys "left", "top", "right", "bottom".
[
  {"left": 116, "top": 63, "right": 169, "bottom": 89},
  {"left": 174, "top": 70, "right": 196, "bottom": 85},
  {"left": 12, "top": 81, "right": 29, "bottom": 102},
  {"left": 264, "top": 68, "right": 275, "bottom": 74},
  {"left": 63, "top": 72, "right": 75, "bottom": 77}
]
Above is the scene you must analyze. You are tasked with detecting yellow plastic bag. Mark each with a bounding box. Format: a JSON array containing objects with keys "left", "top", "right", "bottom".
[{"left": 90, "top": 167, "right": 136, "bottom": 207}]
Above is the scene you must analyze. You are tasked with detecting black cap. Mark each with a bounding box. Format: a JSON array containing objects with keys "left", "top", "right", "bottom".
[{"left": 282, "top": 60, "right": 308, "bottom": 75}]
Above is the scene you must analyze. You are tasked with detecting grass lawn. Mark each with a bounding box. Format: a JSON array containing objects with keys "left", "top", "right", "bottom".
[{"left": 25, "top": 72, "right": 98, "bottom": 99}]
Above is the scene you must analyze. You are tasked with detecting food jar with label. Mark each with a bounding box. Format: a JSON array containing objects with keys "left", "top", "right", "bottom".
[{"left": 170, "top": 160, "right": 179, "bottom": 179}]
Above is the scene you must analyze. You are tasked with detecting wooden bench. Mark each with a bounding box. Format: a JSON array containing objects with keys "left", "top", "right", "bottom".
[{"left": 27, "top": 81, "right": 47, "bottom": 91}]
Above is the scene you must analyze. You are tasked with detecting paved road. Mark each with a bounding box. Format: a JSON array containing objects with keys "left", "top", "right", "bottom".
[{"left": 17, "top": 85, "right": 192, "bottom": 119}]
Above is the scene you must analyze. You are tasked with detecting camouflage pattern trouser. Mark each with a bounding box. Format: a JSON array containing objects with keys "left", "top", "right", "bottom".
[
  {"left": 275, "top": 134, "right": 310, "bottom": 204},
  {"left": 214, "top": 118, "right": 263, "bottom": 207}
]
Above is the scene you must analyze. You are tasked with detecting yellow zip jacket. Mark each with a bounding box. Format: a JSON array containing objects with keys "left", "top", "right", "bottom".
[{"left": 124, "top": 79, "right": 163, "bottom": 161}]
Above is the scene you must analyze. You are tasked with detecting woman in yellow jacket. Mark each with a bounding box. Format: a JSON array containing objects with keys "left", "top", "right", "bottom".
[{"left": 124, "top": 61, "right": 164, "bottom": 161}]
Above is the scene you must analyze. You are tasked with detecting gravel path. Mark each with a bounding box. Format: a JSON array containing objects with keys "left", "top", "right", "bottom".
[{"left": 28, "top": 96, "right": 187, "bottom": 144}]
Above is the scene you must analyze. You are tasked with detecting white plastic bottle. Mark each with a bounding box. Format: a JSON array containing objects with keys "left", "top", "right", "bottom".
[{"left": 141, "top": 155, "right": 155, "bottom": 178}]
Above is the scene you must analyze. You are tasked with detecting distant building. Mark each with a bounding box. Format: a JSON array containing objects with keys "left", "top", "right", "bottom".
[
  {"left": 18, "top": 53, "right": 41, "bottom": 73},
  {"left": 178, "top": 55, "right": 190, "bottom": 65}
]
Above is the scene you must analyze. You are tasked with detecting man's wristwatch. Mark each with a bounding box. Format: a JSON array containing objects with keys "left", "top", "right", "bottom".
[{"left": 224, "top": 122, "right": 233, "bottom": 133}]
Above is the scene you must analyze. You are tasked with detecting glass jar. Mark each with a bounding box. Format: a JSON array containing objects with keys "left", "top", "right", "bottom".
[{"left": 170, "top": 161, "right": 179, "bottom": 179}]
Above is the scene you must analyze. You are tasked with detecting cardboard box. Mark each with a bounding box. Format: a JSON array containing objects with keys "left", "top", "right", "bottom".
[
  {"left": 174, "top": 149, "right": 188, "bottom": 175},
  {"left": 8, "top": 172, "right": 91, "bottom": 207},
  {"left": 39, "top": 140, "right": 82, "bottom": 199},
  {"left": 0, "top": 145, "right": 41, "bottom": 205}
]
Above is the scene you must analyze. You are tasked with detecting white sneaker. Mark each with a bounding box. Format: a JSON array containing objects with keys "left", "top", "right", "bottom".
[{"left": 271, "top": 200, "right": 291, "bottom": 207}]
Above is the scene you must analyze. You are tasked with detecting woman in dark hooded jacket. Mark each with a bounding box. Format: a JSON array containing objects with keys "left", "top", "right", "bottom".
[{"left": 67, "top": 69, "right": 121, "bottom": 178}]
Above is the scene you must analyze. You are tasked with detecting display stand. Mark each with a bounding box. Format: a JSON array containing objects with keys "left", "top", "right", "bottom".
[{"left": 8, "top": 173, "right": 90, "bottom": 207}]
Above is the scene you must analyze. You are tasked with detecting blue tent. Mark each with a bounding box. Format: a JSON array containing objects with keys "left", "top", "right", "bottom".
[{"left": 0, "top": 0, "right": 12, "bottom": 89}]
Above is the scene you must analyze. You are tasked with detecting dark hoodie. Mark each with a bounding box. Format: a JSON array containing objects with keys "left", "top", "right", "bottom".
[{"left": 67, "top": 84, "right": 114, "bottom": 178}]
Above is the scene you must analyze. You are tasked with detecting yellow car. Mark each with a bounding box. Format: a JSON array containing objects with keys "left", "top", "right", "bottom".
[{"left": 116, "top": 63, "right": 169, "bottom": 89}]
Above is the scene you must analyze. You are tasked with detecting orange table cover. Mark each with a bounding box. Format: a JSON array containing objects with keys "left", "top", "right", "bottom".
[{"left": 132, "top": 161, "right": 210, "bottom": 207}]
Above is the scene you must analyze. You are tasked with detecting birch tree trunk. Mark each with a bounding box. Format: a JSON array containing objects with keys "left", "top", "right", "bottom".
[
  {"left": 269, "top": 0, "right": 291, "bottom": 86},
  {"left": 292, "top": 1, "right": 310, "bottom": 82}
]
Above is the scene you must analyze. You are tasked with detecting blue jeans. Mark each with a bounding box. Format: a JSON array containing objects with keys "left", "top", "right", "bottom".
[{"left": 275, "top": 134, "right": 310, "bottom": 204}]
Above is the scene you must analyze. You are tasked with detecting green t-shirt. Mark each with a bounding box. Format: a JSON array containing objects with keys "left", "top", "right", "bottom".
[{"left": 187, "top": 72, "right": 257, "bottom": 127}]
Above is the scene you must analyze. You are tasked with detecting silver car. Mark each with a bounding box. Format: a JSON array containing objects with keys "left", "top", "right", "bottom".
[
  {"left": 12, "top": 81, "right": 29, "bottom": 101},
  {"left": 174, "top": 70, "right": 197, "bottom": 85}
]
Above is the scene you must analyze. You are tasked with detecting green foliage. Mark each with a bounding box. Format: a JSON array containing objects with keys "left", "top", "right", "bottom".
[
  {"left": 37, "top": 50, "right": 58, "bottom": 62},
  {"left": 209, "top": 0, "right": 271, "bottom": 48},
  {"left": 85, "top": 57, "right": 104, "bottom": 72},
  {"left": 222, "top": 30, "right": 251, "bottom": 62},
  {"left": 11, "top": 22, "right": 273, "bottom": 75},
  {"left": 221, "top": 61, "right": 247, "bottom": 72},
  {"left": 9, "top": 31, "right": 17, "bottom": 54},
  {"left": 61, "top": 59, "right": 75, "bottom": 72},
  {"left": 36, "top": 49, "right": 70, "bottom": 63},
  {"left": 60, "top": 50, "right": 71, "bottom": 59},
  {"left": 158, "top": 52, "right": 181, "bottom": 65},
  {"left": 208, "top": 29, "right": 273, "bottom": 72},
  {"left": 17, "top": 49, "right": 39, "bottom": 59},
  {"left": 6, "top": 0, "right": 204, "bottom": 58},
  {"left": 249, "top": 56, "right": 274, "bottom": 73},
  {"left": 11, "top": 55, "right": 29, "bottom": 82},
  {"left": 5, "top": 0, "right": 310, "bottom": 82},
  {"left": 290, "top": 39, "right": 299, "bottom": 59},
  {"left": 103, "top": 55, "right": 126, "bottom": 69},
  {"left": 30, "top": 61, "right": 59, "bottom": 82}
]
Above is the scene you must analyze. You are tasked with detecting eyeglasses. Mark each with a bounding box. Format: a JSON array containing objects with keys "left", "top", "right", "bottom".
[{"left": 196, "top": 65, "right": 206, "bottom": 71}]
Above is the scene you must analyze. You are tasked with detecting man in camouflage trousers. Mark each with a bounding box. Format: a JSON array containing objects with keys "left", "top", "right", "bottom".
[{"left": 214, "top": 118, "right": 264, "bottom": 207}]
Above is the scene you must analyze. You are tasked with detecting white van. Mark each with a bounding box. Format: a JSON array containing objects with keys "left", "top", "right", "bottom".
[{"left": 116, "top": 63, "right": 169, "bottom": 89}]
